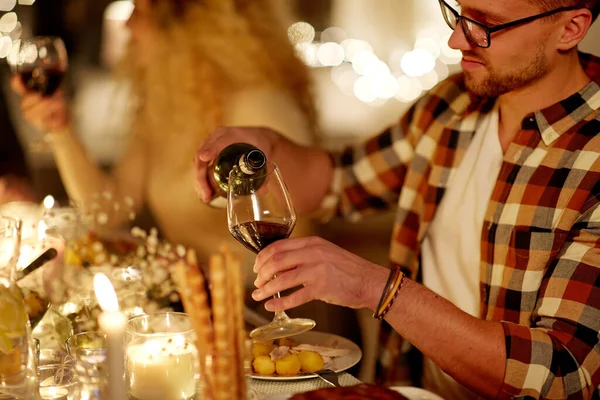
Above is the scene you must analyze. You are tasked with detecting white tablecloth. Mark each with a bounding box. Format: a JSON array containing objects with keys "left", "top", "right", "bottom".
[{"left": 249, "top": 372, "right": 361, "bottom": 398}]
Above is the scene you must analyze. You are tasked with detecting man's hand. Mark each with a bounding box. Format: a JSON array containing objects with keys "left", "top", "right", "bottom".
[
  {"left": 194, "top": 126, "right": 281, "bottom": 203},
  {"left": 251, "top": 236, "right": 389, "bottom": 312},
  {"left": 11, "top": 75, "right": 70, "bottom": 132}
]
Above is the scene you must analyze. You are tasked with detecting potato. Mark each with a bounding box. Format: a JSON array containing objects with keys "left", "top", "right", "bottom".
[
  {"left": 252, "top": 342, "right": 275, "bottom": 359},
  {"left": 278, "top": 337, "right": 297, "bottom": 347},
  {"left": 275, "top": 354, "right": 301, "bottom": 376},
  {"left": 252, "top": 355, "right": 276, "bottom": 376},
  {"left": 298, "top": 351, "right": 324, "bottom": 373}
]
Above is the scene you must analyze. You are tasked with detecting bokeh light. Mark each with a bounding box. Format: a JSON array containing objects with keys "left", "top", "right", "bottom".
[
  {"left": 0, "top": 11, "right": 17, "bottom": 32},
  {"left": 317, "top": 42, "right": 345, "bottom": 67},
  {"left": 0, "top": 0, "right": 16, "bottom": 12},
  {"left": 321, "top": 27, "right": 347, "bottom": 44},
  {"left": 105, "top": 0, "right": 134, "bottom": 21},
  {"left": 0, "top": 36, "right": 12, "bottom": 58},
  {"left": 401, "top": 49, "right": 436, "bottom": 77},
  {"left": 341, "top": 39, "right": 373, "bottom": 62},
  {"left": 288, "top": 22, "right": 316, "bottom": 46},
  {"left": 354, "top": 76, "right": 379, "bottom": 103}
]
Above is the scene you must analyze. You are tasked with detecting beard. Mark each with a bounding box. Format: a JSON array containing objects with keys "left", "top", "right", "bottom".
[{"left": 463, "top": 44, "right": 550, "bottom": 98}]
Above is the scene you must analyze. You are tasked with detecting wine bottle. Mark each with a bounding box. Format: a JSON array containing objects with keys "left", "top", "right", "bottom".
[{"left": 207, "top": 143, "right": 267, "bottom": 208}]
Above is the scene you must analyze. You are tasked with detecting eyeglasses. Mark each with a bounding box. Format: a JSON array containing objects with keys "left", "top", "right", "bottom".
[{"left": 439, "top": 0, "right": 580, "bottom": 48}]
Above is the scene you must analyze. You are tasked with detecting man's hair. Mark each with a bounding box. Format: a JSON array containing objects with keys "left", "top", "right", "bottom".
[{"left": 528, "top": 0, "right": 600, "bottom": 22}]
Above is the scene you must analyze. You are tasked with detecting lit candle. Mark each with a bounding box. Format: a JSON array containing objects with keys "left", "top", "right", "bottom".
[
  {"left": 126, "top": 335, "right": 197, "bottom": 400},
  {"left": 42, "top": 195, "right": 55, "bottom": 210},
  {"left": 94, "top": 273, "right": 128, "bottom": 400},
  {"left": 39, "top": 386, "right": 68, "bottom": 400}
]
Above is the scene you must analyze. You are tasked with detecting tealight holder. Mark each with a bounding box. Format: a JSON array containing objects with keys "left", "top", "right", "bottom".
[
  {"left": 125, "top": 312, "right": 198, "bottom": 400},
  {"left": 37, "top": 364, "right": 79, "bottom": 400}
]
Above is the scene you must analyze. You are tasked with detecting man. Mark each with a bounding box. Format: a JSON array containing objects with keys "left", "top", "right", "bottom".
[{"left": 195, "top": 0, "right": 600, "bottom": 398}]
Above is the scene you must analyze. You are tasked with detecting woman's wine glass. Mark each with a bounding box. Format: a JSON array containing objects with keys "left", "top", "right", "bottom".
[
  {"left": 7, "top": 36, "right": 68, "bottom": 152},
  {"left": 227, "top": 162, "right": 315, "bottom": 340}
]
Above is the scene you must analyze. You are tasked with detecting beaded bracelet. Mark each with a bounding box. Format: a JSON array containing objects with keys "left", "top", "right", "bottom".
[{"left": 373, "top": 267, "right": 405, "bottom": 321}]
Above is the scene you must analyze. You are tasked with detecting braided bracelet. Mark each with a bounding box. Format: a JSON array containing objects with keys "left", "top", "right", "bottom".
[{"left": 373, "top": 267, "right": 405, "bottom": 321}]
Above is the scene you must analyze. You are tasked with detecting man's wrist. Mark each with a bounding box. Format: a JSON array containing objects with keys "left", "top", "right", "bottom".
[{"left": 362, "top": 265, "right": 390, "bottom": 311}]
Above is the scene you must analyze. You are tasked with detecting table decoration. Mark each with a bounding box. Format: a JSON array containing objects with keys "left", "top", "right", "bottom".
[
  {"left": 93, "top": 273, "right": 127, "bottom": 400},
  {"left": 37, "top": 363, "right": 78, "bottom": 400},
  {"left": 125, "top": 312, "right": 198, "bottom": 400},
  {"left": 173, "top": 247, "right": 248, "bottom": 400},
  {"left": 65, "top": 331, "right": 107, "bottom": 399}
]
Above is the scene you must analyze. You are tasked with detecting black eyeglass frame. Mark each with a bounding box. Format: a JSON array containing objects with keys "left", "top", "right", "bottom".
[{"left": 439, "top": 0, "right": 581, "bottom": 48}]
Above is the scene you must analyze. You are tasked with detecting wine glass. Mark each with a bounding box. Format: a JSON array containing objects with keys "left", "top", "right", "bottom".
[
  {"left": 7, "top": 36, "right": 68, "bottom": 152},
  {"left": 227, "top": 162, "right": 315, "bottom": 340}
]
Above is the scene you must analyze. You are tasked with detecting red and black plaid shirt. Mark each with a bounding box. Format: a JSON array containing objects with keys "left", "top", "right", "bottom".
[{"left": 324, "top": 52, "right": 600, "bottom": 398}]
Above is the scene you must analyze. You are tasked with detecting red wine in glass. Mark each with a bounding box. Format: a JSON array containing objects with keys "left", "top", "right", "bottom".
[
  {"left": 19, "top": 67, "right": 65, "bottom": 97},
  {"left": 227, "top": 162, "right": 315, "bottom": 340},
  {"left": 230, "top": 221, "right": 293, "bottom": 254},
  {"left": 7, "top": 36, "right": 68, "bottom": 152}
]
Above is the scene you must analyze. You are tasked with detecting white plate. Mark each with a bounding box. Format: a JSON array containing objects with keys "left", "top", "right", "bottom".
[
  {"left": 249, "top": 331, "right": 362, "bottom": 381},
  {"left": 390, "top": 386, "right": 445, "bottom": 400}
]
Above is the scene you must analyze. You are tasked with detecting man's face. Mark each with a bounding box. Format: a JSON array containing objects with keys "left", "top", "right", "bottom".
[{"left": 447, "top": 0, "right": 563, "bottom": 97}]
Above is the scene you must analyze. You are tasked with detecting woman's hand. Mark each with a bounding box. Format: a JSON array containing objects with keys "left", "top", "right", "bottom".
[
  {"left": 251, "top": 236, "right": 389, "bottom": 312},
  {"left": 11, "top": 75, "right": 70, "bottom": 133}
]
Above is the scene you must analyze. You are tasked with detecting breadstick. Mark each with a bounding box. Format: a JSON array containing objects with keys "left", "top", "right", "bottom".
[{"left": 209, "top": 253, "right": 235, "bottom": 400}]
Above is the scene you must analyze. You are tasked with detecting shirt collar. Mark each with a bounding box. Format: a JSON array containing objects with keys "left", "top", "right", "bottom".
[{"left": 531, "top": 80, "right": 600, "bottom": 146}]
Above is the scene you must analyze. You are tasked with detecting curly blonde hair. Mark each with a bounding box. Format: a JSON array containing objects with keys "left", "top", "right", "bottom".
[{"left": 118, "top": 0, "right": 317, "bottom": 148}]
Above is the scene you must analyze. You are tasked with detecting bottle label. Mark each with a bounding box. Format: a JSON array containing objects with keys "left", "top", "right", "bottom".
[{"left": 208, "top": 196, "right": 228, "bottom": 209}]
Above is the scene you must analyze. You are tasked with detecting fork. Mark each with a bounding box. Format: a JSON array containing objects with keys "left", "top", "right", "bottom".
[{"left": 314, "top": 369, "right": 341, "bottom": 387}]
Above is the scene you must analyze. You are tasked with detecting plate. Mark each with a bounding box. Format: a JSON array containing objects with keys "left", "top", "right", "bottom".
[
  {"left": 390, "top": 386, "right": 445, "bottom": 400},
  {"left": 249, "top": 330, "right": 362, "bottom": 381}
]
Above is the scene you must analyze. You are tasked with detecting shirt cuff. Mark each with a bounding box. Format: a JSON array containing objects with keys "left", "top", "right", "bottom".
[{"left": 499, "top": 321, "right": 553, "bottom": 399}]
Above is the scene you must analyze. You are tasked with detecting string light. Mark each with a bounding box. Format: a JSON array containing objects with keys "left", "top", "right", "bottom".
[
  {"left": 0, "top": 0, "right": 36, "bottom": 59},
  {"left": 289, "top": 21, "right": 461, "bottom": 104}
]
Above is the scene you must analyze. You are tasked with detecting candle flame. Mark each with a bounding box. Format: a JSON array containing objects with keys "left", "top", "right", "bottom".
[
  {"left": 42, "top": 195, "right": 55, "bottom": 209},
  {"left": 94, "top": 273, "right": 120, "bottom": 312}
]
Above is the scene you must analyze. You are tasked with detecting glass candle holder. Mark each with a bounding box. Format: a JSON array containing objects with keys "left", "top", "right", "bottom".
[
  {"left": 125, "top": 312, "right": 198, "bottom": 400},
  {"left": 37, "top": 364, "right": 79, "bottom": 400},
  {"left": 65, "top": 331, "right": 107, "bottom": 399}
]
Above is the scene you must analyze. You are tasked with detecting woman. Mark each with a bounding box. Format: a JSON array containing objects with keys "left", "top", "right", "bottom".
[
  {"left": 13, "top": 0, "right": 363, "bottom": 344},
  {"left": 12, "top": 0, "right": 316, "bottom": 265}
]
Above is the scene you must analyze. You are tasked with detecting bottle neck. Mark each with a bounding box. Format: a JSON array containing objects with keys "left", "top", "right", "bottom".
[{"left": 238, "top": 149, "right": 266, "bottom": 175}]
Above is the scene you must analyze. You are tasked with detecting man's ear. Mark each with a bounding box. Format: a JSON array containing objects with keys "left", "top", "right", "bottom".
[{"left": 556, "top": 9, "right": 593, "bottom": 51}]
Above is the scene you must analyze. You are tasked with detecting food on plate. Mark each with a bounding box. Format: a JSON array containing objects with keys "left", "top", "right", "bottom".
[
  {"left": 298, "top": 351, "right": 324, "bottom": 373},
  {"left": 250, "top": 337, "right": 350, "bottom": 377},
  {"left": 289, "top": 384, "right": 408, "bottom": 399},
  {"left": 275, "top": 353, "right": 302, "bottom": 376},
  {"left": 252, "top": 342, "right": 276, "bottom": 359},
  {"left": 252, "top": 355, "right": 276, "bottom": 376},
  {"left": 278, "top": 337, "right": 297, "bottom": 347}
]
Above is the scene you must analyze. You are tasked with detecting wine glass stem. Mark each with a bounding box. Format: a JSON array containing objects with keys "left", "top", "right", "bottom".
[{"left": 271, "top": 274, "right": 290, "bottom": 322}]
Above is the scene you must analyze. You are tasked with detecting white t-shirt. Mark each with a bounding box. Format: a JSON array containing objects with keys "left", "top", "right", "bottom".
[{"left": 421, "top": 104, "right": 502, "bottom": 398}]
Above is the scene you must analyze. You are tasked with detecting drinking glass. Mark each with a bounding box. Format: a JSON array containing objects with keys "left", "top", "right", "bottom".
[
  {"left": 7, "top": 36, "right": 68, "bottom": 153},
  {"left": 227, "top": 162, "right": 315, "bottom": 340},
  {"left": 125, "top": 312, "right": 198, "bottom": 400},
  {"left": 37, "top": 364, "right": 79, "bottom": 400},
  {"left": 0, "top": 216, "right": 40, "bottom": 400},
  {"left": 65, "top": 331, "right": 107, "bottom": 400}
]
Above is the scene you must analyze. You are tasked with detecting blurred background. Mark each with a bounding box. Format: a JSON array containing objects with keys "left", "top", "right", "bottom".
[{"left": 5, "top": 0, "right": 597, "bottom": 199}]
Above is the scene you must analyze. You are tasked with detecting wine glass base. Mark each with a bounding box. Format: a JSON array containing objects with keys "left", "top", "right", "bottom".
[{"left": 250, "top": 318, "right": 316, "bottom": 341}]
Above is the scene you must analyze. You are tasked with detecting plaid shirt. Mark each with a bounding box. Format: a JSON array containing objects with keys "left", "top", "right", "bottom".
[{"left": 326, "top": 52, "right": 600, "bottom": 399}]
